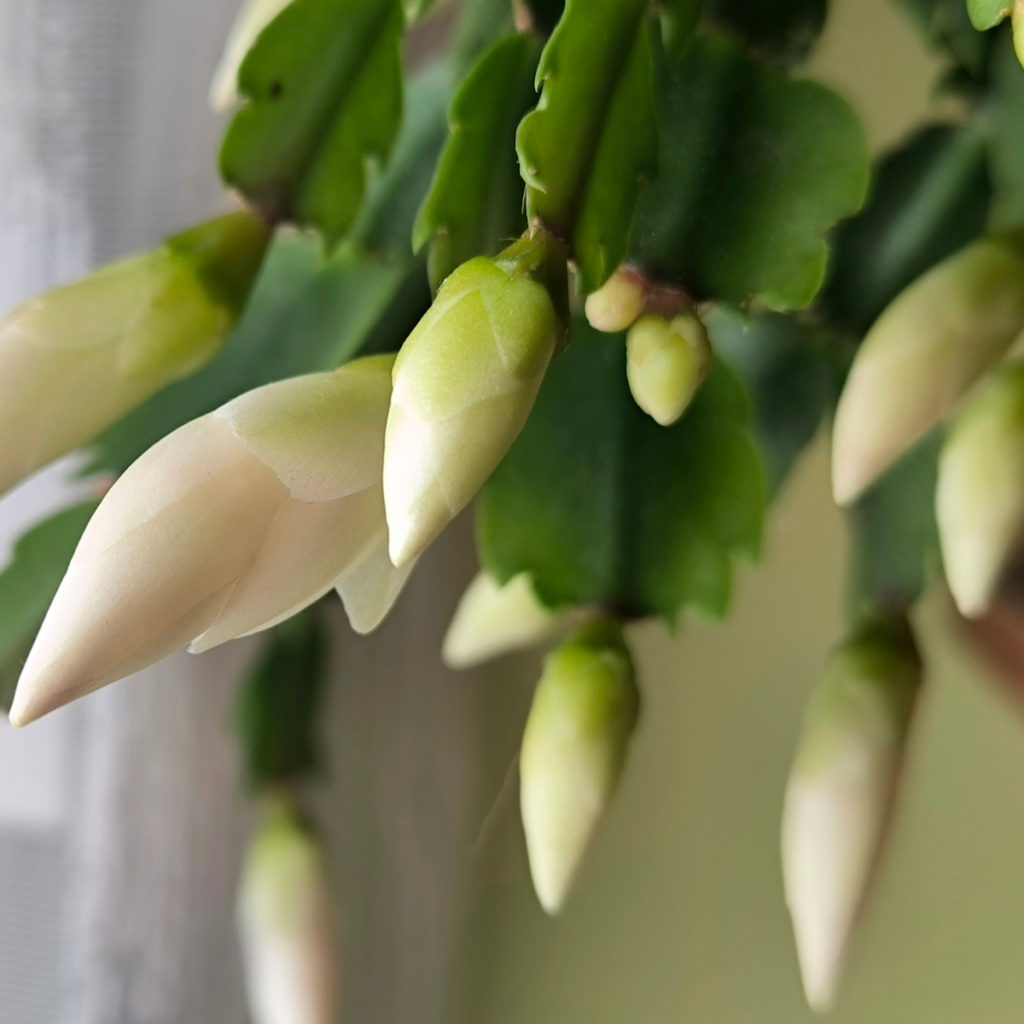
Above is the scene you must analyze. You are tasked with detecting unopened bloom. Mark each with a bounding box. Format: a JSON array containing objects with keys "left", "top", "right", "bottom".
[
  {"left": 442, "top": 571, "right": 570, "bottom": 669},
  {"left": 383, "top": 238, "right": 564, "bottom": 566},
  {"left": 937, "top": 362, "right": 1024, "bottom": 618},
  {"left": 584, "top": 268, "right": 647, "bottom": 334},
  {"left": 0, "top": 210, "right": 270, "bottom": 496},
  {"left": 10, "top": 356, "right": 396, "bottom": 727},
  {"left": 626, "top": 313, "right": 712, "bottom": 426},
  {"left": 520, "top": 619, "right": 639, "bottom": 915},
  {"left": 238, "top": 800, "right": 337, "bottom": 1024},
  {"left": 782, "top": 614, "right": 921, "bottom": 1012},
  {"left": 210, "top": 0, "right": 293, "bottom": 112},
  {"left": 832, "top": 234, "right": 1024, "bottom": 505}
]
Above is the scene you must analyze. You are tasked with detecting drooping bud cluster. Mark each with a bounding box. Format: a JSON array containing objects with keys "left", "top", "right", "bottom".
[
  {"left": 782, "top": 614, "right": 922, "bottom": 1012},
  {"left": 0, "top": 210, "right": 270, "bottom": 495},
  {"left": 520, "top": 618, "right": 639, "bottom": 914}
]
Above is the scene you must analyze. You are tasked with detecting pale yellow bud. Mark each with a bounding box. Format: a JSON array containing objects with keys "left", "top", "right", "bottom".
[
  {"left": 832, "top": 235, "right": 1024, "bottom": 505},
  {"left": 782, "top": 616, "right": 921, "bottom": 1012},
  {"left": 626, "top": 313, "right": 712, "bottom": 426},
  {"left": 210, "top": 0, "right": 294, "bottom": 112},
  {"left": 937, "top": 363, "right": 1024, "bottom": 618},
  {"left": 583, "top": 269, "right": 646, "bottom": 333},
  {"left": 520, "top": 620, "right": 639, "bottom": 915},
  {"left": 10, "top": 357, "right": 393, "bottom": 727}
]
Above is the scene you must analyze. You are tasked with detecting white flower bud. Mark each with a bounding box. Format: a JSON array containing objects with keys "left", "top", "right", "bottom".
[
  {"left": 383, "top": 247, "right": 563, "bottom": 566},
  {"left": 626, "top": 313, "right": 712, "bottom": 426},
  {"left": 334, "top": 537, "right": 415, "bottom": 636},
  {"left": 520, "top": 620, "right": 639, "bottom": 915},
  {"left": 9, "top": 356, "right": 394, "bottom": 727},
  {"left": 583, "top": 269, "right": 647, "bottom": 333},
  {"left": 210, "top": 0, "right": 293, "bottom": 112},
  {"left": 832, "top": 235, "right": 1024, "bottom": 505},
  {"left": 782, "top": 616, "right": 921, "bottom": 1012},
  {"left": 0, "top": 211, "right": 270, "bottom": 496},
  {"left": 442, "top": 571, "right": 569, "bottom": 669},
  {"left": 937, "top": 363, "right": 1024, "bottom": 618},
  {"left": 238, "top": 801, "right": 337, "bottom": 1024}
]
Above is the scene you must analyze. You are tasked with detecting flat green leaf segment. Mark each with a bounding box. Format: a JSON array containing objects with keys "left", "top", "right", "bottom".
[
  {"left": 516, "top": 0, "right": 659, "bottom": 293},
  {"left": 220, "top": 0, "right": 404, "bottom": 245},
  {"left": 987, "top": 31, "right": 1024, "bottom": 229},
  {"left": 968, "top": 0, "right": 1013, "bottom": 30},
  {"left": 478, "top": 320, "right": 766, "bottom": 621},
  {"left": 234, "top": 607, "right": 329, "bottom": 788},
  {"left": 0, "top": 502, "right": 97, "bottom": 709},
  {"left": 822, "top": 123, "right": 991, "bottom": 334},
  {"left": 415, "top": 33, "right": 541, "bottom": 289},
  {"left": 630, "top": 35, "right": 869, "bottom": 310}
]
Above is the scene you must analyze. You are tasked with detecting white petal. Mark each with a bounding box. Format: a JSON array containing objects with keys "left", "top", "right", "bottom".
[{"left": 334, "top": 530, "right": 416, "bottom": 635}]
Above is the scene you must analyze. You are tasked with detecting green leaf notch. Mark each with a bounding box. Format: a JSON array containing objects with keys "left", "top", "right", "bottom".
[
  {"left": 516, "top": 0, "right": 661, "bottom": 293},
  {"left": 629, "top": 35, "right": 869, "bottom": 311},
  {"left": 0, "top": 502, "right": 97, "bottom": 710},
  {"left": 234, "top": 607, "right": 331, "bottom": 789},
  {"left": 477, "top": 319, "right": 766, "bottom": 622},
  {"left": 415, "top": 33, "right": 542, "bottom": 290},
  {"left": 220, "top": 0, "right": 404, "bottom": 246},
  {"left": 967, "top": 0, "right": 1016, "bottom": 33}
]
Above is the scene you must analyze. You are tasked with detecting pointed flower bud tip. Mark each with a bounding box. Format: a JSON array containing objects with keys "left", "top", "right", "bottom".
[
  {"left": 10, "top": 356, "right": 393, "bottom": 725},
  {"left": 626, "top": 313, "right": 712, "bottom": 426},
  {"left": 238, "top": 800, "right": 337, "bottom": 1024},
  {"left": 442, "top": 571, "right": 569, "bottom": 669},
  {"left": 383, "top": 242, "right": 563, "bottom": 566},
  {"left": 782, "top": 615, "right": 921, "bottom": 1012},
  {"left": 832, "top": 235, "right": 1024, "bottom": 505},
  {"left": 584, "top": 269, "right": 647, "bottom": 333},
  {"left": 520, "top": 619, "right": 639, "bottom": 914},
  {"left": 210, "top": 0, "right": 293, "bottom": 112},
  {"left": 938, "top": 363, "right": 1024, "bottom": 618}
]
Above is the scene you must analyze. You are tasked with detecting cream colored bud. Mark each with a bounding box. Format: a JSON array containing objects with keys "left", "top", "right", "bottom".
[
  {"left": 626, "top": 313, "right": 712, "bottom": 426},
  {"left": 937, "top": 363, "right": 1024, "bottom": 618},
  {"left": 520, "top": 619, "right": 639, "bottom": 915},
  {"left": 10, "top": 357, "right": 393, "bottom": 727},
  {"left": 238, "top": 801, "right": 337, "bottom": 1024},
  {"left": 782, "top": 616, "right": 921, "bottom": 1012},
  {"left": 832, "top": 235, "right": 1024, "bottom": 505},
  {"left": 584, "top": 269, "right": 647, "bottom": 333},
  {"left": 210, "top": 0, "right": 293, "bottom": 112},
  {"left": 0, "top": 210, "right": 269, "bottom": 496},
  {"left": 442, "top": 571, "right": 569, "bottom": 669},
  {"left": 383, "top": 252, "right": 562, "bottom": 566}
]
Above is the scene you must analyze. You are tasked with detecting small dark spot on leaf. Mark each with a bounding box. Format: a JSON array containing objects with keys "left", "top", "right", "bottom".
[{"left": 269, "top": 80, "right": 284, "bottom": 99}]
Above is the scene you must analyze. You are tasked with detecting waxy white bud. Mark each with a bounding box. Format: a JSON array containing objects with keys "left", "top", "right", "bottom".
[
  {"left": 626, "top": 313, "right": 712, "bottom": 426},
  {"left": 210, "top": 0, "right": 293, "bottom": 112},
  {"left": 520, "top": 619, "right": 639, "bottom": 915},
  {"left": 583, "top": 268, "right": 647, "bottom": 333},
  {"left": 832, "top": 235, "right": 1024, "bottom": 505},
  {"left": 782, "top": 616, "right": 921, "bottom": 1013},
  {"left": 238, "top": 801, "right": 337, "bottom": 1024},
  {"left": 0, "top": 211, "right": 270, "bottom": 496},
  {"left": 383, "top": 245, "right": 563, "bottom": 566},
  {"left": 937, "top": 363, "right": 1024, "bottom": 618},
  {"left": 10, "top": 357, "right": 394, "bottom": 727},
  {"left": 442, "top": 571, "right": 569, "bottom": 669}
]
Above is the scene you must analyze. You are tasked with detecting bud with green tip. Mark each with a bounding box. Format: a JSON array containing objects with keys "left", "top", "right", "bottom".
[
  {"left": 584, "top": 268, "right": 647, "bottom": 334},
  {"left": 442, "top": 571, "right": 571, "bottom": 669},
  {"left": 626, "top": 313, "right": 712, "bottom": 427},
  {"left": 832, "top": 234, "right": 1024, "bottom": 505},
  {"left": 520, "top": 618, "right": 639, "bottom": 915},
  {"left": 937, "top": 362, "right": 1024, "bottom": 618},
  {"left": 383, "top": 234, "right": 566, "bottom": 566},
  {"left": 210, "top": 0, "right": 294, "bottom": 112},
  {"left": 237, "top": 799, "right": 337, "bottom": 1024},
  {"left": 0, "top": 209, "right": 270, "bottom": 496},
  {"left": 782, "top": 614, "right": 922, "bottom": 1013}
]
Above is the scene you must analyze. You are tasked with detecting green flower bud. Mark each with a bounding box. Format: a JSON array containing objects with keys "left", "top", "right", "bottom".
[
  {"left": 520, "top": 619, "right": 639, "bottom": 915},
  {"left": 237, "top": 800, "right": 337, "bottom": 1024},
  {"left": 0, "top": 209, "right": 270, "bottom": 495},
  {"left": 583, "top": 268, "right": 646, "bottom": 333},
  {"left": 938, "top": 362, "right": 1024, "bottom": 618},
  {"left": 832, "top": 235, "right": 1024, "bottom": 505},
  {"left": 383, "top": 237, "right": 565, "bottom": 566},
  {"left": 626, "top": 313, "right": 712, "bottom": 426},
  {"left": 782, "top": 615, "right": 921, "bottom": 1012},
  {"left": 442, "top": 571, "right": 571, "bottom": 669}
]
